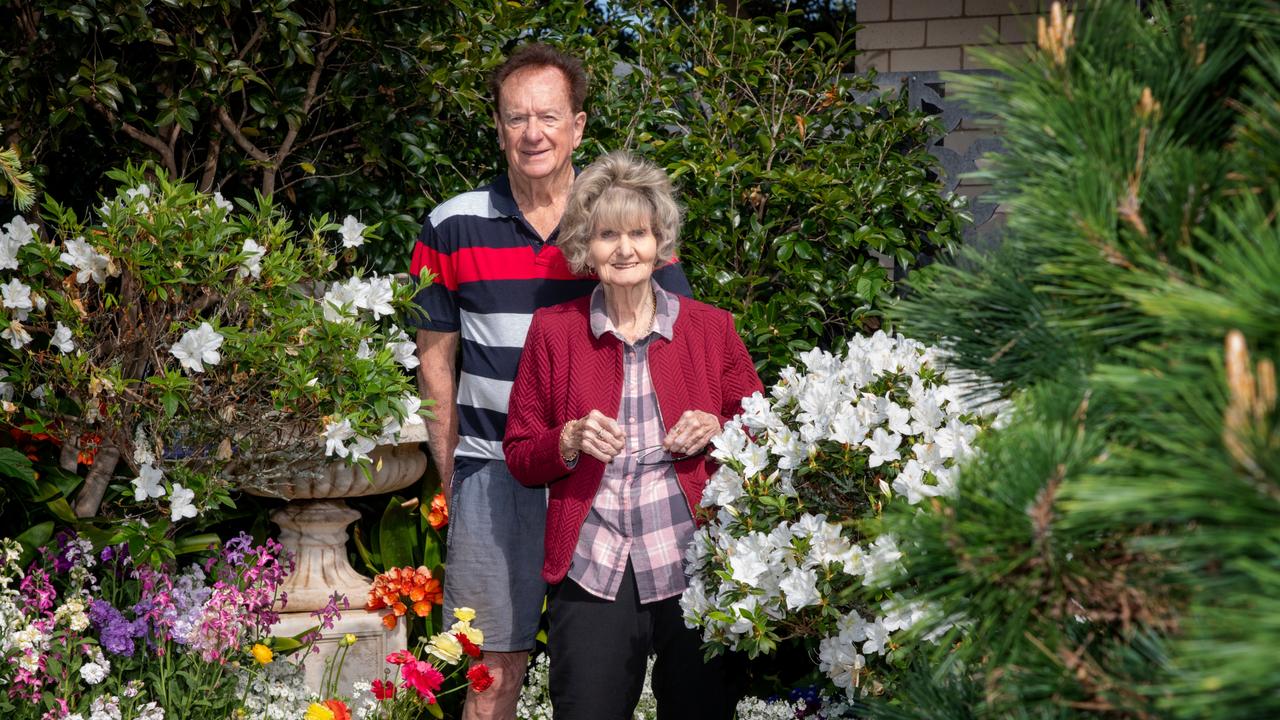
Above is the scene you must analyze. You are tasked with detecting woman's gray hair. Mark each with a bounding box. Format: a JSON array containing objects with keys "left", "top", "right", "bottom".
[{"left": 558, "top": 151, "right": 682, "bottom": 276}]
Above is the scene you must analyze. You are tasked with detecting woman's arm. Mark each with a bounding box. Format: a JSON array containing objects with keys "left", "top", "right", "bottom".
[{"left": 503, "top": 312, "right": 576, "bottom": 487}]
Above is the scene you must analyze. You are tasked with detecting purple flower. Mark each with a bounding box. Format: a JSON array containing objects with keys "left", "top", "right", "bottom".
[
  {"left": 20, "top": 567, "right": 56, "bottom": 614},
  {"left": 310, "top": 592, "right": 349, "bottom": 632},
  {"left": 89, "top": 599, "right": 148, "bottom": 657}
]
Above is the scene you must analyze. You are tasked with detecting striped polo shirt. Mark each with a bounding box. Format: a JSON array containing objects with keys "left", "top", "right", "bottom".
[{"left": 409, "top": 174, "right": 692, "bottom": 474}]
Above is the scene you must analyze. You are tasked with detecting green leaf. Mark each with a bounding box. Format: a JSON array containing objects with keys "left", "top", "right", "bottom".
[
  {"left": 378, "top": 496, "right": 420, "bottom": 570},
  {"left": 0, "top": 448, "right": 36, "bottom": 492},
  {"left": 15, "top": 522, "right": 54, "bottom": 566}
]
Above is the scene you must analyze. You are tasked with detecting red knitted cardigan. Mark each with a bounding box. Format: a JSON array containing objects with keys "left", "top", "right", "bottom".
[{"left": 503, "top": 294, "right": 763, "bottom": 584}]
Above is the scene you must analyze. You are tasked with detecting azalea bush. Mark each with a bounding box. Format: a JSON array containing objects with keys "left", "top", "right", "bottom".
[
  {"left": 0, "top": 163, "right": 428, "bottom": 543},
  {"left": 681, "top": 332, "right": 1001, "bottom": 698},
  {"left": 0, "top": 531, "right": 291, "bottom": 718}
]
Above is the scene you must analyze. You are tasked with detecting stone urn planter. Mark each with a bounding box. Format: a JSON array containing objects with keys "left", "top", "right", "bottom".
[{"left": 244, "top": 423, "right": 429, "bottom": 693}]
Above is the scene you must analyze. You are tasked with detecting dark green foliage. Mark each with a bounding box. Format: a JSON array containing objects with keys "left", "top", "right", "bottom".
[
  {"left": 876, "top": 1, "right": 1280, "bottom": 717},
  {"left": 1, "top": 0, "right": 963, "bottom": 380}
]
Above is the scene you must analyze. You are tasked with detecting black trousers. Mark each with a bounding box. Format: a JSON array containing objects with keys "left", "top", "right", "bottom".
[{"left": 547, "top": 562, "right": 741, "bottom": 720}]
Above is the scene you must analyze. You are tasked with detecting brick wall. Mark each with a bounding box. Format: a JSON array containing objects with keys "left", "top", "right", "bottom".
[
  {"left": 855, "top": 0, "right": 1050, "bottom": 242},
  {"left": 855, "top": 0, "right": 1039, "bottom": 74}
]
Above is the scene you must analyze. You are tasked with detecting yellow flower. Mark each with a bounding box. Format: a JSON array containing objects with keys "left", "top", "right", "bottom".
[
  {"left": 341, "top": 633, "right": 358, "bottom": 647},
  {"left": 304, "top": 703, "right": 335, "bottom": 720},
  {"left": 426, "top": 632, "right": 463, "bottom": 664},
  {"left": 453, "top": 607, "right": 476, "bottom": 623},
  {"left": 449, "top": 620, "right": 484, "bottom": 646},
  {"left": 250, "top": 643, "right": 273, "bottom": 665}
]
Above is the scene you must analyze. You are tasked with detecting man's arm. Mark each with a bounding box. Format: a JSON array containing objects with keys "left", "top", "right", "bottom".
[{"left": 417, "top": 329, "right": 460, "bottom": 505}]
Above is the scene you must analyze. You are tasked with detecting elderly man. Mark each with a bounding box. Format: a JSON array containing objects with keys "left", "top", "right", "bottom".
[{"left": 410, "top": 44, "right": 691, "bottom": 719}]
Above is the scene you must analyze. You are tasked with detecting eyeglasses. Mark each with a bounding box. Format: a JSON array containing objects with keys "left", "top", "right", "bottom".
[{"left": 632, "top": 444, "right": 708, "bottom": 466}]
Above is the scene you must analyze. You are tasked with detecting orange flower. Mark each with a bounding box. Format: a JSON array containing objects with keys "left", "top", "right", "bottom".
[
  {"left": 367, "top": 565, "right": 442, "bottom": 629},
  {"left": 427, "top": 493, "right": 448, "bottom": 529},
  {"left": 322, "top": 699, "right": 351, "bottom": 720}
]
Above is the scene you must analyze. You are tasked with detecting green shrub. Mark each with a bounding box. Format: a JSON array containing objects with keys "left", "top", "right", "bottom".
[{"left": 2, "top": 1, "right": 963, "bottom": 381}]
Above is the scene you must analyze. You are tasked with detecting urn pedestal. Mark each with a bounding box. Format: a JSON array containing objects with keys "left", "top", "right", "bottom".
[{"left": 247, "top": 424, "right": 428, "bottom": 695}]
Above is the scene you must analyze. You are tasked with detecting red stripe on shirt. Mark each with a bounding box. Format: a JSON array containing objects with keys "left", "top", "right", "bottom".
[
  {"left": 410, "top": 242, "right": 458, "bottom": 291},
  {"left": 413, "top": 242, "right": 683, "bottom": 289}
]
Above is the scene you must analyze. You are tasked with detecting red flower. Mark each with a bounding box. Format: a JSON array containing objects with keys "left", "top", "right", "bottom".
[
  {"left": 455, "top": 632, "right": 482, "bottom": 659},
  {"left": 371, "top": 679, "right": 397, "bottom": 701},
  {"left": 467, "top": 664, "right": 494, "bottom": 693},
  {"left": 322, "top": 699, "right": 351, "bottom": 720}
]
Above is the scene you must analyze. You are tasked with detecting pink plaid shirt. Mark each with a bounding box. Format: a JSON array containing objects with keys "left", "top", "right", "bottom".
[{"left": 567, "top": 282, "right": 695, "bottom": 603}]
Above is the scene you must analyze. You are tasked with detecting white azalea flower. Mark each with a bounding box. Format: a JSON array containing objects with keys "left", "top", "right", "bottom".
[
  {"left": 59, "top": 237, "right": 112, "bottom": 284},
  {"left": 861, "top": 618, "right": 891, "bottom": 656},
  {"left": 356, "top": 339, "right": 372, "bottom": 360},
  {"left": 348, "top": 435, "right": 376, "bottom": 463},
  {"left": 702, "top": 466, "right": 745, "bottom": 507},
  {"left": 828, "top": 405, "right": 867, "bottom": 446},
  {"left": 934, "top": 417, "right": 977, "bottom": 459},
  {"left": 389, "top": 331, "right": 420, "bottom": 370},
  {"left": 169, "top": 483, "right": 198, "bottom": 522},
  {"left": 50, "top": 322, "right": 75, "bottom": 353},
  {"left": 399, "top": 393, "right": 424, "bottom": 427},
  {"left": 377, "top": 414, "right": 401, "bottom": 445},
  {"left": 360, "top": 276, "right": 395, "bottom": 319},
  {"left": 237, "top": 238, "right": 265, "bottom": 279},
  {"left": 862, "top": 427, "right": 902, "bottom": 468},
  {"left": 863, "top": 535, "right": 903, "bottom": 586},
  {"left": 169, "top": 322, "right": 224, "bottom": 373},
  {"left": 0, "top": 236, "right": 21, "bottom": 271},
  {"left": 766, "top": 426, "right": 807, "bottom": 470},
  {"left": 779, "top": 567, "right": 820, "bottom": 610},
  {"left": 727, "top": 532, "right": 773, "bottom": 586},
  {"left": 321, "top": 277, "right": 363, "bottom": 323},
  {"left": 885, "top": 400, "right": 913, "bottom": 436},
  {"left": 30, "top": 384, "right": 47, "bottom": 404},
  {"left": 338, "top": 215, "right": 367, "bottom": 248},
  {"left": 2, "top": 320, "right": 32, "bottom": 349},
  {"left": 212, "top": 192, "right": 233, "bottom": 212},
  {"left": 1, "top": 278, "right": 33, "bottom": 312},
  {"left": 891, "top": 459, "right": 937, "bottom": 505},
  {"left": 4, "top": 215, "right": 34, "bottom": 245},
  {"left": 323, "top": 418, "right": 355, "bottom": 458},
  {"left": 132, "top": 463, "right": 166, "bottom": 502}
]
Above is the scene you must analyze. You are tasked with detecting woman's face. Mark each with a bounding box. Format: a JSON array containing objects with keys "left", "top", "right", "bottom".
[{"left": 588, "top": 216, "right": 657, "bottom": 291}]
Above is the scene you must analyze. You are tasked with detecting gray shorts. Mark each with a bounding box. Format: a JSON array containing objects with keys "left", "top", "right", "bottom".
[{"left": 443, "top": 459, "right": 547, "bottom": 652}]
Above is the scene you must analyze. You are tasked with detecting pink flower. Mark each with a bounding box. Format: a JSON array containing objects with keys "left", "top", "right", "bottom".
[
  {"left": 400, "top": 659, "right": 444, "bottom": 701},
  {"left": 385, "top": 649, "right": 414, "bottom": 665}
]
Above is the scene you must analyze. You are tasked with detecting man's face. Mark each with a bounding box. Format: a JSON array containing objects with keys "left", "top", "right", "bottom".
[{"left": 495, "top": 65, "right": 586, "bottom": 184}]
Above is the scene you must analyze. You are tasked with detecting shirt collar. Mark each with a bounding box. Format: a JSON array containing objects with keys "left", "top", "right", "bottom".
[
  {"left": 491, "top": 167, "right": 583, "bottom": 218},
  {"left": 590, "top": 279, "right": 679, "bottom": 342}
]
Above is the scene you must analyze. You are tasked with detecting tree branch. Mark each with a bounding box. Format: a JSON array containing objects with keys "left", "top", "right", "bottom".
[
  {"left": 199, "top": 129, "right": 223, "bottom": 192},
  {"left": 216, "top": 106, "right": 270, "bottom": 163},
  {"left": 91, "top": 101, "right": 178, "bottom": 177},
  {"left": 265, "top": 0, "right": 338, "bottom": 197}
]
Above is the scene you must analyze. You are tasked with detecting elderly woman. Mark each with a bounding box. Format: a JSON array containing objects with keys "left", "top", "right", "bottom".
[{"left": 503, "top": 151, "right": 762, "bottom": 720}]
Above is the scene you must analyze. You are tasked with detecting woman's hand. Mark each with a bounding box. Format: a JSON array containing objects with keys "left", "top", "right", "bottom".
[
  {"left": 662, "top": 410, "right": 721, "bottom": 457},
  {"left": 564, "top": 410, "right": 626, "bottom": 463}
]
